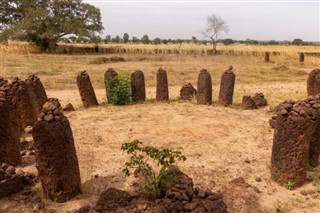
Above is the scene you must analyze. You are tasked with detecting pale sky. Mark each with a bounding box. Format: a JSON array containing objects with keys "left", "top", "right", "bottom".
[{"left": 84, "top": 0, "right": 320, "bottom": 41}]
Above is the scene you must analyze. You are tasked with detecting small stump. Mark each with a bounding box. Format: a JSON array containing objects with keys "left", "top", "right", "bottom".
[
  {"left": 33, "top": 99, "right": 81, "bottom": 202},
  {"left": 0, "top": 87, "right": 21, "bottom": 166},
  {"left": 241, "top": 96, "right": 257, "bottom": 110},
  {"left": 156, "top": 68, "right": 169, "bottom": 101},
  {"left": 197, "top": 69, "right": 212, "bottom": 105},
  {"left": 307, "top": 69, "right": 320, "bottom": 96},
  {"left": 180, "top": 83, "right": 197, "bottom": 100},
  {"left": 218, "top": 66, "right": 235, "bottom": 106},
  {"left": 77, "top": 70, "right": 98, "bottom": 108},
  {"left": 25, "top": 74, "right": 48, "bottom": 125},
  {"left": 104, "top": 68, "right": 118, "bottom": 102},
  {"left": 131, "top": 70, "right": 146, "bottom": 102},
  {"left": 271, "top": 103, "right": 315, "bottom": 187}
]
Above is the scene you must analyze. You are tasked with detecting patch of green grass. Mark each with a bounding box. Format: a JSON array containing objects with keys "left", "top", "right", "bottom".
[{"left": 284, "top": 182, "right": 295, "bottom": 190}]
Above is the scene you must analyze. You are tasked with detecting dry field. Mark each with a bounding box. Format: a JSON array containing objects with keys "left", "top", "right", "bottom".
[{"left": 0, "top": 49, "right": 320, "bottom": 212}]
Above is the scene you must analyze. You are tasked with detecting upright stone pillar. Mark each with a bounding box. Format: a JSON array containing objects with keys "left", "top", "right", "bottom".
[
  {"left": 33, "top": 98, "right": 81, "bottom": 202},
  {"left": 104, "top": 68, "right": 118, "bottom": 102},
  {"left": 307, "top": 69, "right": 320, "bottom": 96},
  {"left": 218, "top": 66, "right": 235, "bottom": 106},
  {"left": 299, "top": 53, "right": 305, "bottom": 62},
  {"left": 264, "top": 52, "right": 270, "bottom": 62},
  {"left": 0, "top": 84, "right": 21, "bottom": 165},
  {"left": 156, "top": 68, "right": 169, "bottom": 101},
  {"left": 11, "top": 78, "right": 34, "bottom": 132},
  {"left": 271, "top": 103, "right": 315, "bottom": 187},
  {"left": 77, "top": 71, "right": 98, "bottom": 108},
  {"left": 131, "top": 70, "right": 146, "bottom": 102},
  {"left": 25, "top": 74, "right": 47, "bottom": 125},
  {"left": 196, "top": 69, "right": 212, "bottom": 105}
]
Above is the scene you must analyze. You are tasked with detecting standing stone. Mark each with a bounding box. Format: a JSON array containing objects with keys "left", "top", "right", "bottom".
[
  {"left": 264, "top": 52, "right": 270, "bottom": 62},
  {"left": 0, "top": 86, "right": 21, "bottom": 166},
  {"left": 32, "top": 99, "right": 81, "bottom": 202},
  {"left": 180, "top": 83, "right": 197, "bottom": 100},
  {"left": 307, "top": 69, "right": 320, "bottom": 96},
  {"left": 218, "top": 66, "right": 235, "bottom": 106},
  {"left": 11, "top": 78, "right": 34, "bottom": 132},
  {"left": 104, "top": 68, "right": 118, "bottom": 102},
  {"left": 196, "top": 69, "right": 212, "bottom": 105},
  {"left": 299, "top": 53, "right": 305, "bottom": 62},
  {"left": 77, "top": 70, "right": 98, "bottom": 108},
  {"left": 131, "top": 70, "right": 146, "bottom": 102},
  {"left": 25, "top": 74, "right": 48, "bottom": 125},
  {"left": 241, "top": 96, "right": 257, "bottom": 110},
  {"left": 271, "top": 103, "right": 315, "bottom": 187},
  {"left": 156, "top": 68, "right": 169, "bottom": 101}
]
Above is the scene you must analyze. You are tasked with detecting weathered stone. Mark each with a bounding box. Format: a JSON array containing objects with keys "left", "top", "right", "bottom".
[
  {"left": 32, "top": 99, "right": 81, "bottom": 202},
  {"left": 25, "top": 74, "right": 47, "bottom": 126},
  {"left": 0, "top": 175, "right": 24, "bottom": 198},
  {"left": 104, "top": 68, "right": 118, "bottom": 102},
  {"left": 196, "top": 69, "right": 212, "bottom": 105},
  {"left": 62, "top": 103, "right": 75, "bottom": 112},
  {"left": 180, "top": 83, "right": 197, "bottom": 100},
  {"left": 241, "top": 96, "right": 257, "bottom": 110},
  {"left": 307, "top": 69, "right": 320, "bottom": 96},
  {"left": 131, "top": 70, "right": 146, "bottom": 102},
  {"left": 156, "top": 68, "right": 169, "bottom": 101},
  {"left": 271, "top": 113, "right": 315, "bottom": 187},
  {"left": 0, "top": 92, "right": 21, "bottom": 165},
  {"left": 77, "top": 70, "right": 98, "bottom": 108},
  {"left": 218, "top": 66, "right": 235, "bottom": 106},
  {"left": 264, "top": 52, "right": 270, "bottom": 62},
  {"left": 252, "top": 93, "right": 268, "bottom": 107},
  {"left": 299, "top": 53, "right": 305, "bottom": 62}
]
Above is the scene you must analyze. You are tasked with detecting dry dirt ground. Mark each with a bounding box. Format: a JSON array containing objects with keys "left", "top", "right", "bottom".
[
  {"left": 0, "top": 87, "right": 320, "bottom": 213},
  {"left": 0, "top": 54, "right": 320, "bottom": 212}
]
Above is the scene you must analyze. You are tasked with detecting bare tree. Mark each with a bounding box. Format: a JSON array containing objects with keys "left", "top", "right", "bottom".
[{"left": 203, "top": 14, "right": 229, "bottom": 55}]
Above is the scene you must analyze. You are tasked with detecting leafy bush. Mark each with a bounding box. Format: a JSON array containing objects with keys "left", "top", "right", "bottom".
[
  {"left": 106, "top": 74, "right": 131, "bottom": 105},
  {"left": 121, "top": 140, "right": 187, "bottom": 198}
]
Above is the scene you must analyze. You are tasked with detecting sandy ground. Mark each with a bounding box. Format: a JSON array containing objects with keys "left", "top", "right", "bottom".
[{"left": 1, "top": 88, "right": 320, "bottom": 213}]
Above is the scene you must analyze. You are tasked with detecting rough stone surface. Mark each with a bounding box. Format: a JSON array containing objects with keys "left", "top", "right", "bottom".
[
  {"left": 77, "top": 71, "right": 98, "bottom": 108},
  {"left": 271, "top": 101, "right": 316, "bottom": 187},
  {"left": 307, "top": 69, "right": 320, "bottom": 96},
  {"left": 62, "top": 103, "right": 75, "bottom": 112},
  {"left": 0, "top": 174, "right": 24, "bottom": 198},
  {"left": 131, "top": 70, "right": 146, "bottom": 102},
  {"left": 32, "top": 99, "right": 81, "bottom": 202},
  {"left": 11, "top": 78, "right": 34, "bottom": 132},
  {"left": 219, "top": 66, "right": 235, "bottom": 106},
  {"left": 180, "top": 83, "right": 197, "bottom": 100},
  {"left": 252, "top": 93, "right": 268, "bottom": 107},
  {"left": 25, "top": 74, "right": 47, "bottom": 125},
  {"left": 197, "top": 69, "right": 212, "bottom": 105},
  {"left": 0, "top": 86, "right": 22, "bottom": 166},
  {"left": 104, "top": 68, "right": 118, "bottom": 102},
  {"left": 156, "top": 68, "right": 169, "bottom": 101},
  {"left": 241, "top": 96, "right": 257, "bottom": 110}
]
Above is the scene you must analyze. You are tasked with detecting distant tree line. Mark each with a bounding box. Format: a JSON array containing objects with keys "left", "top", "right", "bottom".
[{"left": 58, "top": 34, "right": 318, "bottom": 46}]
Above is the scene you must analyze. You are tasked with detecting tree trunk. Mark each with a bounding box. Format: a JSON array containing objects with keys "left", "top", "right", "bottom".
[{"left": 48, "top": 39, "right": 57, "bottom": 52}]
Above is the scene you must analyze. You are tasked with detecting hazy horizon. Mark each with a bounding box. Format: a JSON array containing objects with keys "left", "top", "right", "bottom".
[{"left": 84, "top": 0, "right": 320, "bottom": 42}]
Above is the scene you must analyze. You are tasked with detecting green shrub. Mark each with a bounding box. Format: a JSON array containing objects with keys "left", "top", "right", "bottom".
[
  {"left": 106, "top": 74, "right": 132, "bottom": 105},
  {"left": 121, "top": 140, "right": 187, "bottom": 199}
]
